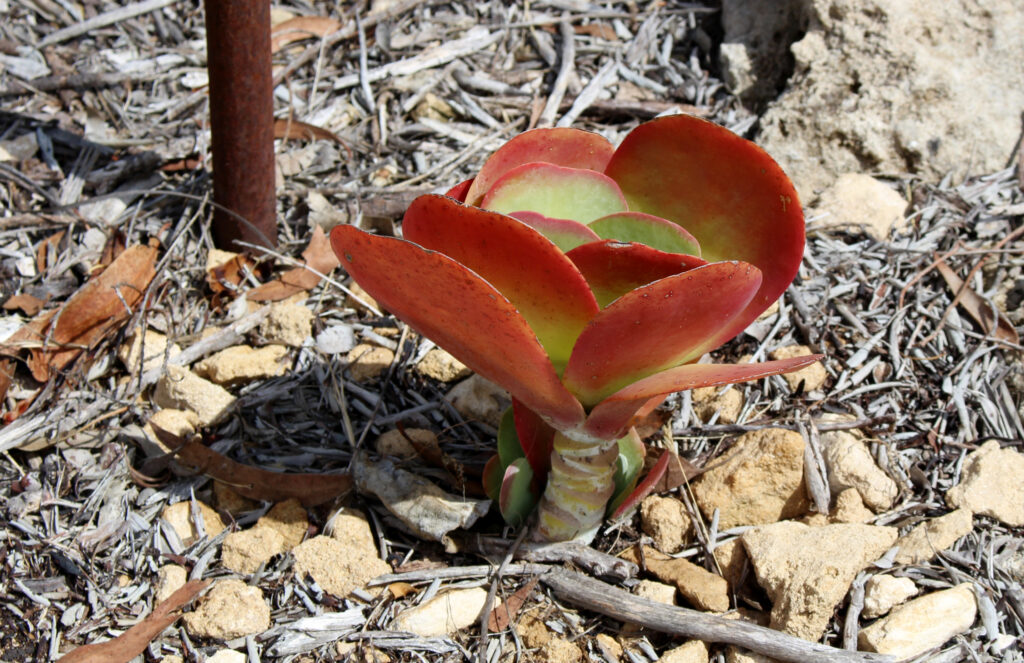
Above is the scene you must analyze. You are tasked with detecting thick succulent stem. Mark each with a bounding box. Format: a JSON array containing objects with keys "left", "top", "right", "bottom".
[{"left": 535, "top": 430, "right": 618, "bottom": 542}]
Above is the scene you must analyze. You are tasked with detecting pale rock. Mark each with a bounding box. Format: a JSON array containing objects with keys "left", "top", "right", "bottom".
[
  {"left": 1002, "top": 549, "right": 1024, "bottom": 584},
  {"left": 0, "top": 131, "right": 39, "bottom": 161},
  {"left": 306, "top": 190, "right": 347, "bottom": 229},
  {"left": 691, "top": 386, "right": 743, "bottom": 424},
  {"left": 412, "top": 92, "right": 456, "bottom": 121},
  {"left": 757, "top": 1, "right": 1024, "bottom": 202},
  {"left": 206, "top": 248, "right": 240, "bottom": 271},
  {"left": 741, "top": 521, "right": 897, "bottom": 640},
  {"left": 335, "top": 643, "right": 389, "bottom": 662},
  {"left": 692, "top": 428, "right": 809, "bottom": 530},
  {"left": 894, "top": 508, "right": 973, "bottom": 565},
  {"left": 416, "top": 347, "right": 472, "bottom": 382},
  {"left": 640, "top": 495, "right": 691, "bottom": 553},
  {"left": 720, "top": 0, "right": 807, "bottom": 103},
  {"left": 183, "top": 578, "right": 270, "bottom": 640},
  {"left": 154, "top": 564, "right": 187, "bottom": 603},
  {"left": 713, "top": 538, "right": 749, "bottom": 590},
  {"left": 153, "top": 366, "right": 236, "bottom": 426},
  {"left": 327, "top": 507, "right": 379, "bottom": 553},
  {"left": 222, "top": 527, "right": 286, "bottom": 574},
  {"left": 141, "top": 408, "right": 200, "bottom": 459},
  {"left": 862, "top": 575, "right": 918, "bottom": 619},
  {"left": 658, "top": 640, "right": 709, "bottom": 663},
  {"left": 346, "top": 343, "right": 394, "bottom": 382},
  {"left": 594, "top": 633, "right": 623, "bottom": 661},
  {"left": 206, "top": 651, "right": 245, "bottom": 663},
  {"left": 769, "top": 345, "right": 826, "bottom": 392},
  {"left": 830, "top": 487, "right": 875, "bottom": 523},
  {"left": 447, "top": 374, "right": 509, "bottom": 428},
  {"left": 161, "top": 500, "right": 226, "bottom": 546},
  {"left": 214, "top": 482, "right": 255, "bottom": 515},
  {"left": 194, "top": 345, "right": 289, "bottom": 384},
  {"left": 392, "top": 587, "right": 493, "bottom": 636},
  {"left": 858, "top": 583, "right": 977, "bottom": 659},
  {"left": 259, "top": 301, "right": 313, "bottom": 347},
  {"left": 517, "top": 612, "right": 582, "bottom": 662},
  {"left": 292, "top": 535, "right": 390, "bottom": 598},
  {"left": 813, "top": 174, "right": 908, "bottom": 240},
  {"left": 315, "top": 323, "right": 356, "bottom": 355},
  {"left": 635, "top": 579, "right": 677, "bottom": 605},
  {"left": 118, "top": 328, "right": 181, "bottom": 374},
  {"left": 345, "top": 281, "right": 379, "bottom": 312},
  {"left": 376, "top": 428, "right": 440, "bottom": 459},
  {"left": 622, "top": 546, "right": 729, "bottom": 612},
  {"left": 161, "top": 657, "right": 184, "bottom": 663},
  {"left": 724, "top": 648, "right": 773, "bottom": 663},
  {"left": 820, "top": 429, "right": 897, "bottom": 512},
  {"left": 946, "top": 440, "right": 1024, "bottom": 526}
]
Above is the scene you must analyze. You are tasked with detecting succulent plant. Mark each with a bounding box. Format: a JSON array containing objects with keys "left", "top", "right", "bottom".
[{"left": 331, "top": 114, "right": 819, "bottom": 542}]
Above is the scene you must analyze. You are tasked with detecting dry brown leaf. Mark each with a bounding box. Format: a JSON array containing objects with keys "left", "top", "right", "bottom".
[
  {"left": 936, "top": 258, "right": 1019, "bottom": 344},
  {"left": 574, "top": 23, "right": 618, "bottom": 40},
  {"left": 56, "top": 579, "right": 209, "bottom": 663},
  {"left": 652, "top": 448, "right": 704, "bottom": 494},
  {"left": 270, "top": 16, "right": 343, "bottom": 53},
  {"left": 386, "top": 582, "right": 418, "bottom": 599},
  {"left": 1, "top": 244, "right": 158, "bottom": 382},
  {"left": 248, "top": 225, "right": 340, "bottom": 301},
  {"left": 273, "top": 117, "right": 344, "bottom": 145},
  {"left": 2, "top": 293, "right": 46, "bottom": 316},
  {"left": 35, "top": 230, "right": 65, "bottom": 273},
  {"left": 152, "top": 426, "right": 353, "bottom": 507},
  {"left": 207, "top": 253, "right": 255, "bottom": 295},
  {"left": 488, "top": 576, "right": 539, "bottom": 632}
]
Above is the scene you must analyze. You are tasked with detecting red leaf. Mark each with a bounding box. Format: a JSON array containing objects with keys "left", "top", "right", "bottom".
[
  {"left": 610, "top": 449, "right": 671, "bottom": 521},
  {"left": 563, "top": 261, "right": 762, "bottom": 406},
  {"left": 331, "top": 225, "right": 585, "bottom": 429},
  {"left": 584, "top": 355, "right": 823, "bottom": 439},
  {"left": 566, "top": 240, "right": 706, "bottom": 307},
  {"left": 513, "top": 398, "right": 556, "bottom": 485}
]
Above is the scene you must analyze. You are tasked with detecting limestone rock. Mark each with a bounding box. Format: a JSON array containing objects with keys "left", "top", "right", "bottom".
[
  {"left": 623, "top": 546, "right": 729, "bottom": 612},
  {"left": 222, "top": 527, "right": 286, "bottom": 574},
  {"left": 813, "top": 174, "right": 908, "bottom": 240},
  {"left": 315, "top": 323, "right": 356, "bottom": 355},
  {"left": 719, "top": 0, "right": 807, "bottom": 103},
  {"left": 691, "top": 386, "right": 743, "bottom": 424},
  {"left": 757, "top": 1, "right": 1024, "bottom": 201},
  {"left": 259, "top": 301, "right": 313, "bottom": 347},
  {"left": 803, "top": 488, "right": 874, "bottom": 526},
  {"left": 328, "top": 507, "right": 379, "bottom": 552},
  {"left": 194, "top": 345, "right": 289, "bottom": 384},
  {"left": 946, "top": 441, "right": 1024, "bottom": 526},
  {"left": 416, "top": 347, "right": 471, "bottom": 382},
  {"left": 183, "top": 579, "right": 270, "bottom": 640},
  {"left": 154, "top": 564, "right": 187, "bottom": 603},
  {"left": 345, "top": 280, "right": 379, "bottom": 312},
  {"left": 640, "top": 495, "right": 691, "bottom": 554},
  {"left": 447, "top": 374, "right": 509, "bottom": 428},
  {"left": 214, "top": 482, "right": 256, "bottom": 515},
  {"left": 118, "top": 328, "right": 180, "bottom": 373},
  {"left": 658, "top": 641, "right": 709, "bottom": 663},
  {"left": 153, "top": 365, "right": 236, "bottom": 426},
  {"left": 692, "top": 428, "right": 808, "bottom": 530},
  {"left": 894, "top": 508, "right": 973, "bottom": 565},
  {"left": 376, "top": 428, "right": 440, "bottom": 459},
  {"left": 141, "top": 408, "right": 199, "bottom": 459},
  {"left": 260, "top": 499, "right": 309, "bottom": 549},
  {"left": 769, "top": 345, "right": 826, "bottom": 392},
  {"left": 724, "top": 649, "right": 773, "bottom": 663},
  {"left": 713, "top": 538, "right": 749, "bottom": 590},
  {"left": 161, "top": 500, "right": 226, "bottom": 546},
  {"left": 635, "top": 579, "right": 677, "bottom": 606},
  {"left": 206, "top": 651, "right": 245, "bottom": 663},
  {"left": 206, "top": 248, "right": 240, "bottom": 271},
  {"left": 821, "top": 429, "right": 897, "bottom": 512},
  {"left": 594, "top": 633, "right": 623, "bottom": 662},
  {"left": 346, "top": 343, "right": 394, "bottom": 382},
  {"left": 392, "top": 587, "right": 493, "bottom": 636},
  {"left": 292, "top": 510, "right": 389, "bottom": 599},
  {"left": 862, "top": 575, "right": 918, "bottom": 619},
  {"left": 741, "top": 521, "right": 897, "bottom": 640},
  {"left": 859, "top": 583, "right": 977, "bottom": 659}
]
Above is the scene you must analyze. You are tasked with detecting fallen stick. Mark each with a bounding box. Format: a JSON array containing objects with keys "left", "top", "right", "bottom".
[{"left": 540, "top": 567, "right": 895, "bottom": 663}]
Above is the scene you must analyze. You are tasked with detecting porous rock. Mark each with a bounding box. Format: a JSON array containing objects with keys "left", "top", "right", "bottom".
[
  {"left": 183, "top": 579, "right": 270, "bottom": 640},
  {"left": 623, "top": 546, "right": 729, "bottom": 612},
  {"left": 293, "top": 508, "right": 388, "bottom": 598},
  {"left": 862, "top": 575, "right": 918, "bottom": 619},
  {"left": 346, "top": 343, "right": 394, "bottom": 382},
  {"left": 118, "top": 328, "right": 180, "bottom": 373},
  {"left": 820, "top": 428, "right": 897, "bottom": 512},
  {"left": 194, "top": 344, "right": 289, "bottom": 384},
  {"left": 259, "top": 301, "right": 313, "bottom": 347},
  {"left": 635, "top": 579, "right": 677, "bottom": 606},
  {"left": 769, "top": 345, "right": 826, "bottom": 392},
  {"left": 858, "top": 583, "right": 977, "bottom": 659},
  {"left": 160, "top": 500, "right": 226, "bottom": 546},
  {"left": 713, "top": 538, "right": 749, "bottom": 590},
  {"left": 813, "top": 174, "right": 908, "bottom": 240},
  {"left": 741, "top": 521, "right": 897, "bottom": 640},
  {"left": 946, "top": 440, "right": 1024, "bottom": 526},
  {"left": 141, "top": 408, "right": 199, "bottom": 459},
  {"left": 154, "top": 564, "right": 187, "bottom": 603},
  {"left": 692, "top": 428, "right": 808, "bottom": 530},
  {"left": 222, "top": 527, "right": 286, "bottom": 574},
  {"left": 392, "top": 587, "right": 493, "bottom": 636},
  {"left": 376, "top": 428, "right": 440, "bottom": 459},
  {"left": 691, "top": 386, "right": 743, "bottom": 424},
  {"left": 416, "top": 347, "right": 472, "bottom": 382},
  {"left": 640, "top": 495, "right": 691, "bottom": 554},
  {"left": 259, "top": 499, "right": 309, "bottom": 549},
  {"left": 657, "top": 640, "right": 709, "bottom": 663},
  {"left": 719, "top": 0, "right": 807, "bottom": 103},
  {"left": 153, "top": 366, "right": 236, "bottom": 426},
  {"left": 206, "top": 651, "right": 245, "bottom": 663},
  {"left": 894, "top": 508, "right": 973, "bottom": 565},
  {"left": 446, "top": 374, "right": 509, "bottom": 428},
  {"left": 802, "top": 487, "right": 874, "bottom": 526}
]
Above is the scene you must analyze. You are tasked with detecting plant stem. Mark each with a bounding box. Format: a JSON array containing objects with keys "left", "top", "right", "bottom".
[{"left": 535, "top": 431, "right": 618, "bottom": 542}]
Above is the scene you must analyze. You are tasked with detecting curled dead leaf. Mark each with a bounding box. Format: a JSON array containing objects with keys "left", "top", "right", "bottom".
[
  {"left": 935, "top": 258, "right": 1019, "bottom": 344},
  {"left": 270, "top": 15, "right": 343, "bottom": 53},
  {"left": 248, "top": 226, "right": 340, "bottom": 301}
]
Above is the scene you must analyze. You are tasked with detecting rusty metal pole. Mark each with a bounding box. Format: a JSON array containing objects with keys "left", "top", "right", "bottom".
[{"left": 204, "top": 0, "right": 277, "bottom": 251}]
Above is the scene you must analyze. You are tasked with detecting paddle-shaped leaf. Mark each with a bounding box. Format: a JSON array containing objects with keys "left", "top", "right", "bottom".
[
  {"left": 566, "top": 240, "right": 707, "bottom": 308},
  {"left": 510, "top": 211, "right": 601, "bottom": 253},
  {"left": 608, "top": 427, "right": 645, "bottom": 514},
  {"left": 588, "top": 211, "right": 700, "bottom": 256},
  {"left": 465, "top": 127, "right": 615, "bottom": 205},
  {"left": 403, "top": 195, "right": 599, "bottom": 371},
  {"left": 584, "top": 355, "right": 824, "bottom": 439},
  {"left": 499, "top": 458, "right": 537, "bottom": 526},
  {"left": 605, "top": 114, "right": 804, "bottom": 339},
  {"left": 331, "top": 225, "right": 584, "bottom": 429},
  {"left": 482, "top": 163, "right": 627, "bottom": 224},
  {"left": 563, "top": 261, "right": 762, "bottom": 406}
]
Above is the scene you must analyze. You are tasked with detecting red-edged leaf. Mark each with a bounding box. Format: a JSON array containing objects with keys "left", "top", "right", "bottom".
[
  {"left": 588, "top": 211, "right": 701, "bottom": 256},
  {"left": 606, "top": 114, "right": 804, "bottom": 339},
  {"left": 482, "top": 455, "right": 503, "bottom": 502},
  {"left": 403, "top": 195, "right": 599, "bottom": 371},
  {"left": 446, "top": 179, "right": 472, "bottom": 202},
  {"left": 563, "top": 261, "right": 762, "bottom": 406},
  {"left": 510, "top": 211, "right": 601, "bottom": 252},
  {"left": 331, "top": 225, "right": 584, "bottom": 429},
  {"left": 566, "top": 240, "right": 707, "bottom": 307},
  {"left": 584, "top": 355, "right": 824, "bottom": 439},
  {"left": 499, "top": 458, "right": 537, "bottom": 526},
  {"left": 465, "top": 127, "right": 616, "bottom": 205},
  {"left": 610, "top": 449, "right": 671, "bottom": 521},
  {"left": 482, "top": 163, "right": 627, "bottom": 224},
  {"left": 513, "top": 398, "right": 556, "bottom": 486}
]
